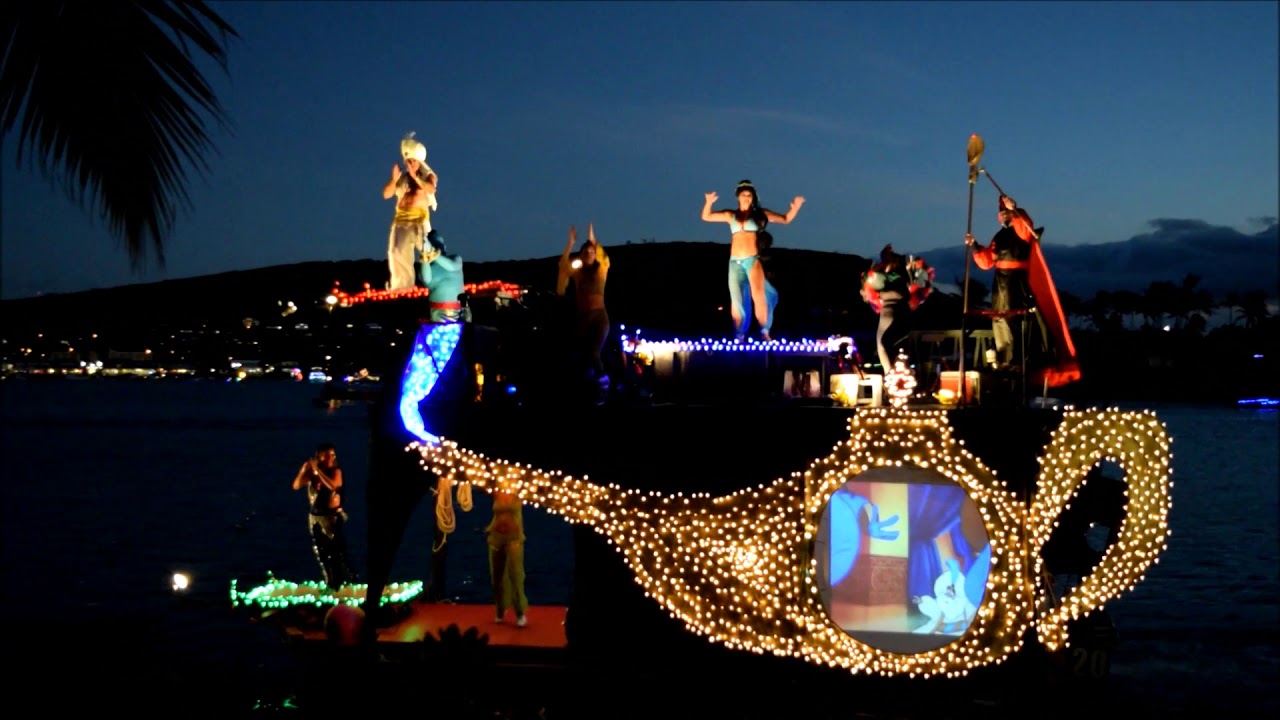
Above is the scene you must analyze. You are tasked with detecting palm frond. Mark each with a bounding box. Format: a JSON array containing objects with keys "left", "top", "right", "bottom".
[{"left": 0, "top": 0, "right": 237, "bottom": 270}]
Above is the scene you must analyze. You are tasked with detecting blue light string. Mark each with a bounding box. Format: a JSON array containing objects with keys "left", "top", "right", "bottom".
[{"left": 622, "top": 334, "right": 858, "bottom": 356}]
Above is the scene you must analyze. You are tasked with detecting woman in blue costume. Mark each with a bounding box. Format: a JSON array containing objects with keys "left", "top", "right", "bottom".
[{"left": 701, "top": 180, "right": 804, "bottom": 341}]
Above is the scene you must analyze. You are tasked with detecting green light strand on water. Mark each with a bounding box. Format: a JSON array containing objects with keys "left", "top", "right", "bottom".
[{"left": 229, "top": 572, "right": 423, "bottom": 609}]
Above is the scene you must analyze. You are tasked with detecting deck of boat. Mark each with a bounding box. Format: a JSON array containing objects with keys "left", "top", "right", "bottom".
[{"left": 282, "top": 602, "right": 565, "bottom": 646}]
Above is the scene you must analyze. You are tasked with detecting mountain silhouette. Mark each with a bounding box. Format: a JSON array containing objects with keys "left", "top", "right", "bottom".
[
  {"left": 920, "top": 218, "right": 1278, "bottom": 300},
  {"left": 3, "top": 224, "right": 1274, "bottom": 340}
]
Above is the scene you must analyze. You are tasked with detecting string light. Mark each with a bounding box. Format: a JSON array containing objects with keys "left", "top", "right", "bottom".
[
  {"left": 230, "top": 573, "right": 423, "bottom": 610},
  {"left": 407, "top": 406, "right": 1172, "bottom": 678},
  {"left": 327, "top": 280, "right": 524, "bottom": 308},
  {"left": 623, "top": 335, "right": 858, "bottom": 356},
  {"left": 1028, "top": 407, "right": 1174, "bottom": 650},
  {"left": 883, "top": 350, "right": 917, "bottom": 407}
]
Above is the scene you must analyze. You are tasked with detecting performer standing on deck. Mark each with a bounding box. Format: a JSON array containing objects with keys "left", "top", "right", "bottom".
[
  {"left": 382, "top": 132, "right": 438, "bottom": 290},
  {"left": 861, "top": 244, "right": 934, "bottom": 372},
  {"left": 487, "top": 490, "right": 528, "bottom": 627},
  {"left": 557, "top": 223, "right": 611, "bottom": 403},
  {"left": 965, "top": 194, "right": 1046, "bottom": 370},
  {"left": 701, "top": 180, "right": 804, "bottom": 341},
  {"left": 292, "top": 442, "right": 356, "bottom": 590}
]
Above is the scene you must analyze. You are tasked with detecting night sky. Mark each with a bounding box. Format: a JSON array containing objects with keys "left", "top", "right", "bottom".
[{"left": 2, "top": 1, "right": 1276, "bottom": 300}]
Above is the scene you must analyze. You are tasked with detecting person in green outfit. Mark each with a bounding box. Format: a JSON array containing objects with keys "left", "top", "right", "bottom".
[{"left": 487, "top": 489, "right": 528, "bottom": 627}]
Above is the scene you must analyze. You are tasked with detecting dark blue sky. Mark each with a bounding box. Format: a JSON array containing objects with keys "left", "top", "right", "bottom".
[{"left": 2, "top": 1, "right": 1276, "bottom": 299}]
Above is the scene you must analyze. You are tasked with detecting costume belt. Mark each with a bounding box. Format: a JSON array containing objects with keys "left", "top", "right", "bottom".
[
  {"left": 430, "top": 301, "right": 463, "bottom": 309},
  {"left": 392, "top": 207, "right": 429, "bottom": 225},
  {"left": 995, "top": 260, "right": 1029, "bottom": 270}
]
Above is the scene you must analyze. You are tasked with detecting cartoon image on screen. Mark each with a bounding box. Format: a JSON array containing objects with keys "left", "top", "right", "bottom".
[{"left": 813, "top": 466, "right": 991, "bottom": 654}]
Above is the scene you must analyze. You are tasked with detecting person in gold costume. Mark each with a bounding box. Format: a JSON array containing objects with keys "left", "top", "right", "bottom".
[
  {"left": 486, "top": 490, "right": 528, "bottom": 627},
  {"left": 381, "top": 131, "right": 438, "bottom": 290}
]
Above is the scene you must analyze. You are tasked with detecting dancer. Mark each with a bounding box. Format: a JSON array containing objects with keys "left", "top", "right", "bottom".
[
  {"left": 861, "top": 244, "right": 935, "bottom": 371},
  {"left": 701, "top": 180, "right": 804, "bottom": 340},
  {"left": 556, "top": 224, "right": 611, "bottom": 402},
  {"left": 382, "top": 132, "right": 438, "bottom": 290},
  {"left": 419, "top": 231, "right": 466, "bottom": 323},
  {"left": 292, "top": 442, "right": 356, "bottom": 589},
  {"left": 486, "top": 490, "right": 528, "bottom": 627}
]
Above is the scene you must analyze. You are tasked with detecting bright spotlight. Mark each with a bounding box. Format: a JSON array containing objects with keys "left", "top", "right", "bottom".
[{"left": 172, "top": 572, "right": 190, "bottom": 592}]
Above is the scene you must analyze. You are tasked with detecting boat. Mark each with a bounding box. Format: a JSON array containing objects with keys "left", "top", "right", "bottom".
[{"left": 239, "top": 276, "right": 1170, "bottom": 707}]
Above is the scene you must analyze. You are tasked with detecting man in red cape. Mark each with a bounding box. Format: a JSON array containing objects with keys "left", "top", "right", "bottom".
[{"left": 966, "top": 195, "right": 1080, "bottom": 387}]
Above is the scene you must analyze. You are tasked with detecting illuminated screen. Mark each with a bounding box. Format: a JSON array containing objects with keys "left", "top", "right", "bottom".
[{"left": 813, "top": 466, "right": 991, "bottom": 654}]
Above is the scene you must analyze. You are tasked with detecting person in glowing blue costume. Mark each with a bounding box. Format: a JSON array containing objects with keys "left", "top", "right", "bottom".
[
  {"left": 827, "top": 489, "right": 901, "bottom": 586},
  {"left": 419, "top": 231, "right": 466, "bottom": 323}
]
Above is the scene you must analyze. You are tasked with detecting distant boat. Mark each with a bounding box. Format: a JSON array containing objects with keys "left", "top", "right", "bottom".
[{"left": 1237, "top": 397, "right": 1279, "bottom": 408}]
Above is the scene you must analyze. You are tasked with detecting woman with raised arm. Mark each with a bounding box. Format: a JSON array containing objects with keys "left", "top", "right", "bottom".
[
  {"left": 292, "top": 442, "right": 356, "bottom": 589},
  {"left": 556, "top": 223, "right": 612, "bottom": 402},
  {"left": 702, "top": 179, "right": 804, "bottom": 341}
]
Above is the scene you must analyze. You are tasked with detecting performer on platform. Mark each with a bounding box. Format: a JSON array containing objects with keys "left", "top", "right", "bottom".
[
  {"left": 965, "top": 194, "right": 1046, "bottom": 369},
  {"left": 419, "top": 231, "right": 466, "bottom": 323},
  {"left": 701, "top": 180, "right": 804, "bottom": 341},
  {"left": 486, "top": 490, "right": 528, "bottom": 627},
  {"left": 861, "top": 244, "right": 934, "bottom": 372},
  {"left": 292, "top": 442, "right": 356, "bottom": 590},
  {"left": 381, "top": 132, "right": 438, "bottom": 290},
  {"left": 557, "top": 224, "right": 611, "bottom": 402}
]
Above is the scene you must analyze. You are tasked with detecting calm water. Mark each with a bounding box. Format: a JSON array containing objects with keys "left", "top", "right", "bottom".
[{"left": 1, "top": 380, "right": 1276, "bottom": 710}]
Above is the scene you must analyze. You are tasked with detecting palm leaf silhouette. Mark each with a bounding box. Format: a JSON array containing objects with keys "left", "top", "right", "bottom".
[{"left": 1, "top": 0, "right": 237, "bottom": 269}]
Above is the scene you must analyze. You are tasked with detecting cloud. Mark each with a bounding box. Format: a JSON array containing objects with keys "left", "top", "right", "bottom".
[{"left": 919, "top": 219, "right": 1279, "bottom": 300}]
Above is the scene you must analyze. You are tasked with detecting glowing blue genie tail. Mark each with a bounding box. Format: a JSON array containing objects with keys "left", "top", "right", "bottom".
[{"left": 399, "top": 323, "right": 464, "bottom": 444}]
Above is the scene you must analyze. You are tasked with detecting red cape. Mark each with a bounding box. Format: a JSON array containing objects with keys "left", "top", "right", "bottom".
[{"left": 1011, "top": 212, "right": 1080, "bottom": 387}]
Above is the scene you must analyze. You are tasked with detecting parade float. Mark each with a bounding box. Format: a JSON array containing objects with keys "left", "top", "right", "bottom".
[{"left": 235, "top": 137, "right": 1172, "bottom": 694}]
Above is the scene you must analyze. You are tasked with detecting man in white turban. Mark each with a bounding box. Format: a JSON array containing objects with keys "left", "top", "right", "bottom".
[{"left": 381, "top": 132, "right": 439, "bottom": 290}]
